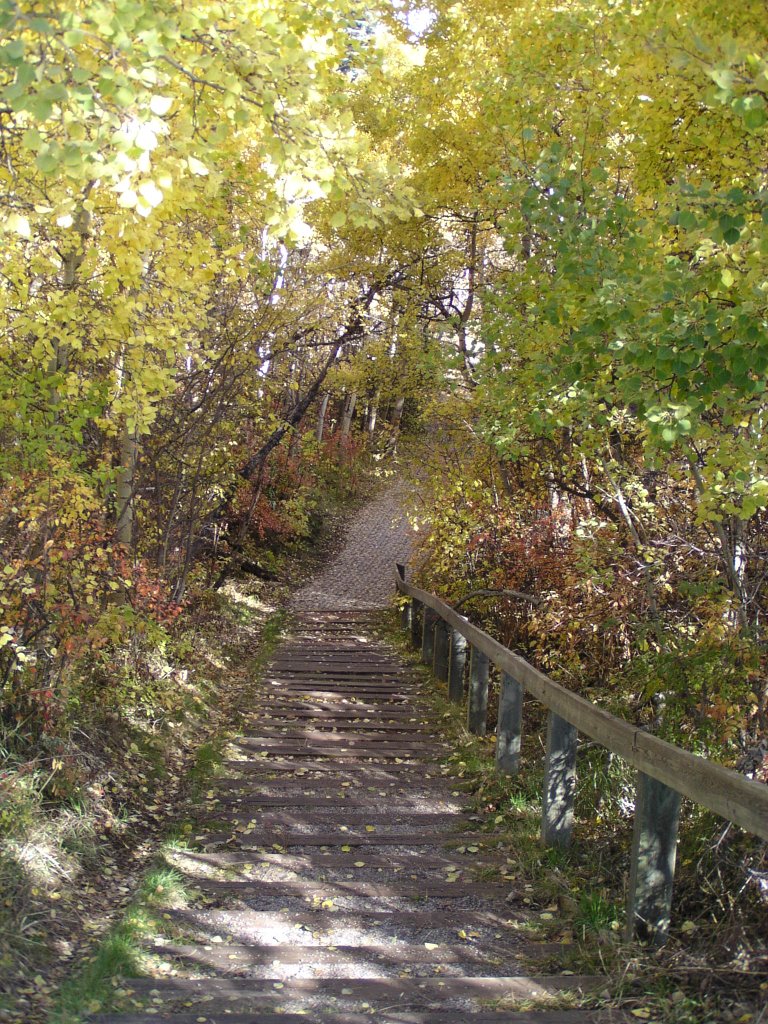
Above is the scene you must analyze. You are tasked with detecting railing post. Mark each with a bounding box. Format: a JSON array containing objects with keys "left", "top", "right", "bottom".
[
  {"left": 401, "top": 599, "right": 412, "bottom": 631},
  {"left": 447, "top": 629, "right": 467, "bottom": 704},
  {"left": 626, "top": 772, "right": 681, "bottom": 946},
  {"left": 496, "top": 672, "right": 524, "bottom": 775},
  {"left": 433, "top": 619, "right": 449, "bottom": 683},
  {"left": 467, "top": 647, "right": 489, "bottom": 735},
  {"left": 410, "top": 598, "right": 422, "bottom": 648},
  {"left": 395, "top": 564, "right": 409, "bottom": 630},
  {"left": 421, "top": 607, "right": 437, "bottom": 665},
  {"left": 542, "top": 711, "right": 577, "bottom": 848}
]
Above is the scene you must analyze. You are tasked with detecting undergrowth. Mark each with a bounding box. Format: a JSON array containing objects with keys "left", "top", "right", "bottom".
[
  {"left": 0, "top": 583, "right": 287, "bottom": 1022},
  {"left": 384, "top": 608, "right": 768, "bottom": 1024}
]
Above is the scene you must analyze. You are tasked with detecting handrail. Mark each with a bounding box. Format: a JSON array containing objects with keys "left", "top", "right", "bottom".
[
  {"left": 395, "top": 569, "right": 768, "bottom": 944},
  {"left": 396, "top": 575, "right": 768, "bottom": 841}
]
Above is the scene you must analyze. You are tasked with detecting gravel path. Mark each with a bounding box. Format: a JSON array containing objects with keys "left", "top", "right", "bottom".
[{"left": 291, "top": 480, "right": 415, "bottom": 611}]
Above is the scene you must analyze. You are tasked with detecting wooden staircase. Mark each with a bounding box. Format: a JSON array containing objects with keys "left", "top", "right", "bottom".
[{"left": 90, "top": 611, "right": 619, "bottom": 1024}]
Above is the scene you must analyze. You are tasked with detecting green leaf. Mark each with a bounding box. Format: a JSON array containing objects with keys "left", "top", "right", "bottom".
[
  {"left": 35, "top": 152, "right": 59, "bottom": 174},
  {"left": 708, "top": 68, "right": 733, "bottom": 92},
  {"left": 3, "top": 39, "right": 25, "bottom": 62}
]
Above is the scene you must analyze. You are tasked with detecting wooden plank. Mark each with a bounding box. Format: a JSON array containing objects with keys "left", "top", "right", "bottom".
[
  {"left": 170, "top": 849, "right": 505, "bottom": 872},
  {"left": 223, "top": 760, "right": 439, "bottom": 775},
  {"left": 92, "top": 1013, "right": 605, "bottom": 1024},
  {"left": 468, "top": 647, "right": 490, "bottom": 736},
  {"left": 219, "top": 810, "right": 470, "bottom": 827},
  {"left": 421, "top": 606, "right": 437, "bottom": 665},
  {"left": 212, "top": 794, "right": 462, "bottom": 810},
  {"left": 119, "top": 974, "right": 605, "bottom": 1001},
  {"left": 148, "top": 941, "right": 555, "bottom": 967},
  {"left": 626, "top": 772, "right": 681, "bottom": 946},
  {"left": 448, "top": 627, "right": 468, "bottom": 704},
  {"left": 264, "top": 684, "right": 421, "bottom": 692},
  {"left": 230, "top": 746, "right": 435, "bottom": 760},
  {"left": 261, "top": 697, "right": 420, "bottom": 706},
  {"left": 496, "top": 671, "right": 524, "bottom": 775},
  {"left": 411, "top": 597, "right": 423, "bottom": 647},
  {"left": 542, "top": 712, "right": 577, "bottom": 848},
  {"left": 433, "top": 618, "right": 450, "bottom": 682},
  {"left": 245, "top": 722, "right": 432, "bottom": 734},
  {"left": 396, "top": 576, "right": 768, "bottom": 840},
  {"left": 191, "top": 877, "right": 509, "bottom": 899},
  {"left": 215, "top": 775, "right": 446, "bottom": 792},
  {"left": 238, "top": 731, "right": 436, "bottom": 746},
  {"left": 201, "top": 830, "right": 508, "bottom": 848},
  {"left": 246, "top": 707, "right": 433, "bottom": 721},
  {"left": 161, "top": 907, "right": 522, "bottom": 930}
]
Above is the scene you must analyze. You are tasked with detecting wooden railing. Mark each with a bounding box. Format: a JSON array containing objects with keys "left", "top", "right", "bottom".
[{"left": 394, "top": 566, "right": 768, "bottom": 945}]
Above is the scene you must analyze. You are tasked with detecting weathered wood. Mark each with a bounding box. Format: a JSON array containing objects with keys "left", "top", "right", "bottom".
[
  {"left": 410, "top": 597, "right": 423, "bottom": 647},
  {"left": 395, "top": 575, "right": 768, "bottom": 842},
  {"left": 541, "top": 712, "right": 577, "bottom": 848},
  {"left": 121, "top": 974, "right": 604, "bottom": 1003},
  {"left": 402, "top": 599, "right": 412, "bottom": 631},
  {"left": 496, "top": 671, "right": 524, "bottom": 775},
  {"left": 433, "top": 618, "right": 450, "bottom": 682},
  {"left": 448, "top": 628, "right": 467, "bottom": 703},
  {"left": 396, "top": 564, "right": 410, "bottom": 630},
  {"left": 150, "top": 941, "right": 558, "bottom": 967},
  {"left": 467, "top": 646, "right": 490, "bottom": 735},
  {"left": 421, "top": 606, "right": 437, "bottom": 665},
  {"left": 93, "top": 1009, "right": 600, "bottom": 1024},
  {"left": 93, "top": 1014, "right": 600, "bottom": 1024},
  {"left": 626, "top": 772, "right": 682, "bottom": 945}
]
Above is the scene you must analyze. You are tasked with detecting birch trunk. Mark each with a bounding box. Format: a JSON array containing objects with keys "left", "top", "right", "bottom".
[
  {"left": 340, "top": 390, "right": 357, "bottom": 438},
  {"left": 316, "top": 393, "right": 330, "bottom": 442}
]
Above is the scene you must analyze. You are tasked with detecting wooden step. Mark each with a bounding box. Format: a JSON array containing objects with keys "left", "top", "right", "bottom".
[
  {"left": 92, "top": 1012, "right": 613, "bottom": 1024},
  {"left": 115, "top": 974, "right": 608, "bottom": 1007},
  {"left": 168, "top": 849, "right": 506, "bottom": 873},
  {"left": 92, "top": 1014, "right": 612, "bottom": 1024},
  {"left": 159, "top": 907, "right": 527, "bottom": 934},
  {"left": 238, "top": 732, "right": 443, "bottom": 749},
  {"left": 185, "top": 876, "right": 509, "bottom": 900},
  {"left": 223, "top": 759, "right": 442, "bottom": 775},
  {"left": 147, "top": 940, "right": 558, "bottom": 968},
  {"left": 217, "top": 810, "right": 473, "bottom": 828},
  {"left": 201, "top": 829, "right": 507, "bottom": 848},
  {"left": 210, "top": 793, "right": 464, "bottom": 810}
]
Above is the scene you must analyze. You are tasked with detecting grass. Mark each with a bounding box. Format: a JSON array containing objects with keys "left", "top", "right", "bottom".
[{"left": 51, "top": 861, "right": 193, "bottom": 1024}]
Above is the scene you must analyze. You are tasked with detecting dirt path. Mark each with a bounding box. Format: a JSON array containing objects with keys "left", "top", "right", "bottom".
[{"left": 291, "top": 479, "right": 416, "bottom": 611}]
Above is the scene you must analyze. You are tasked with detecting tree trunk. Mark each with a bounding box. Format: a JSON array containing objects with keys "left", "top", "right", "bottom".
[
  {"left": 391, "top": 395, "right": 405, "bottom": 429},
  {"left": 367, "top": 389, "right": 381, "bottom": 434},
  {"left": 115, "top": 420, "right": 137, "bottom": 549},
  {"left": 316, "top": 392, "right": 330, "bottom": 442},
  {"left": 340, "top": 390, "right": 357, "bottom": 438}
]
